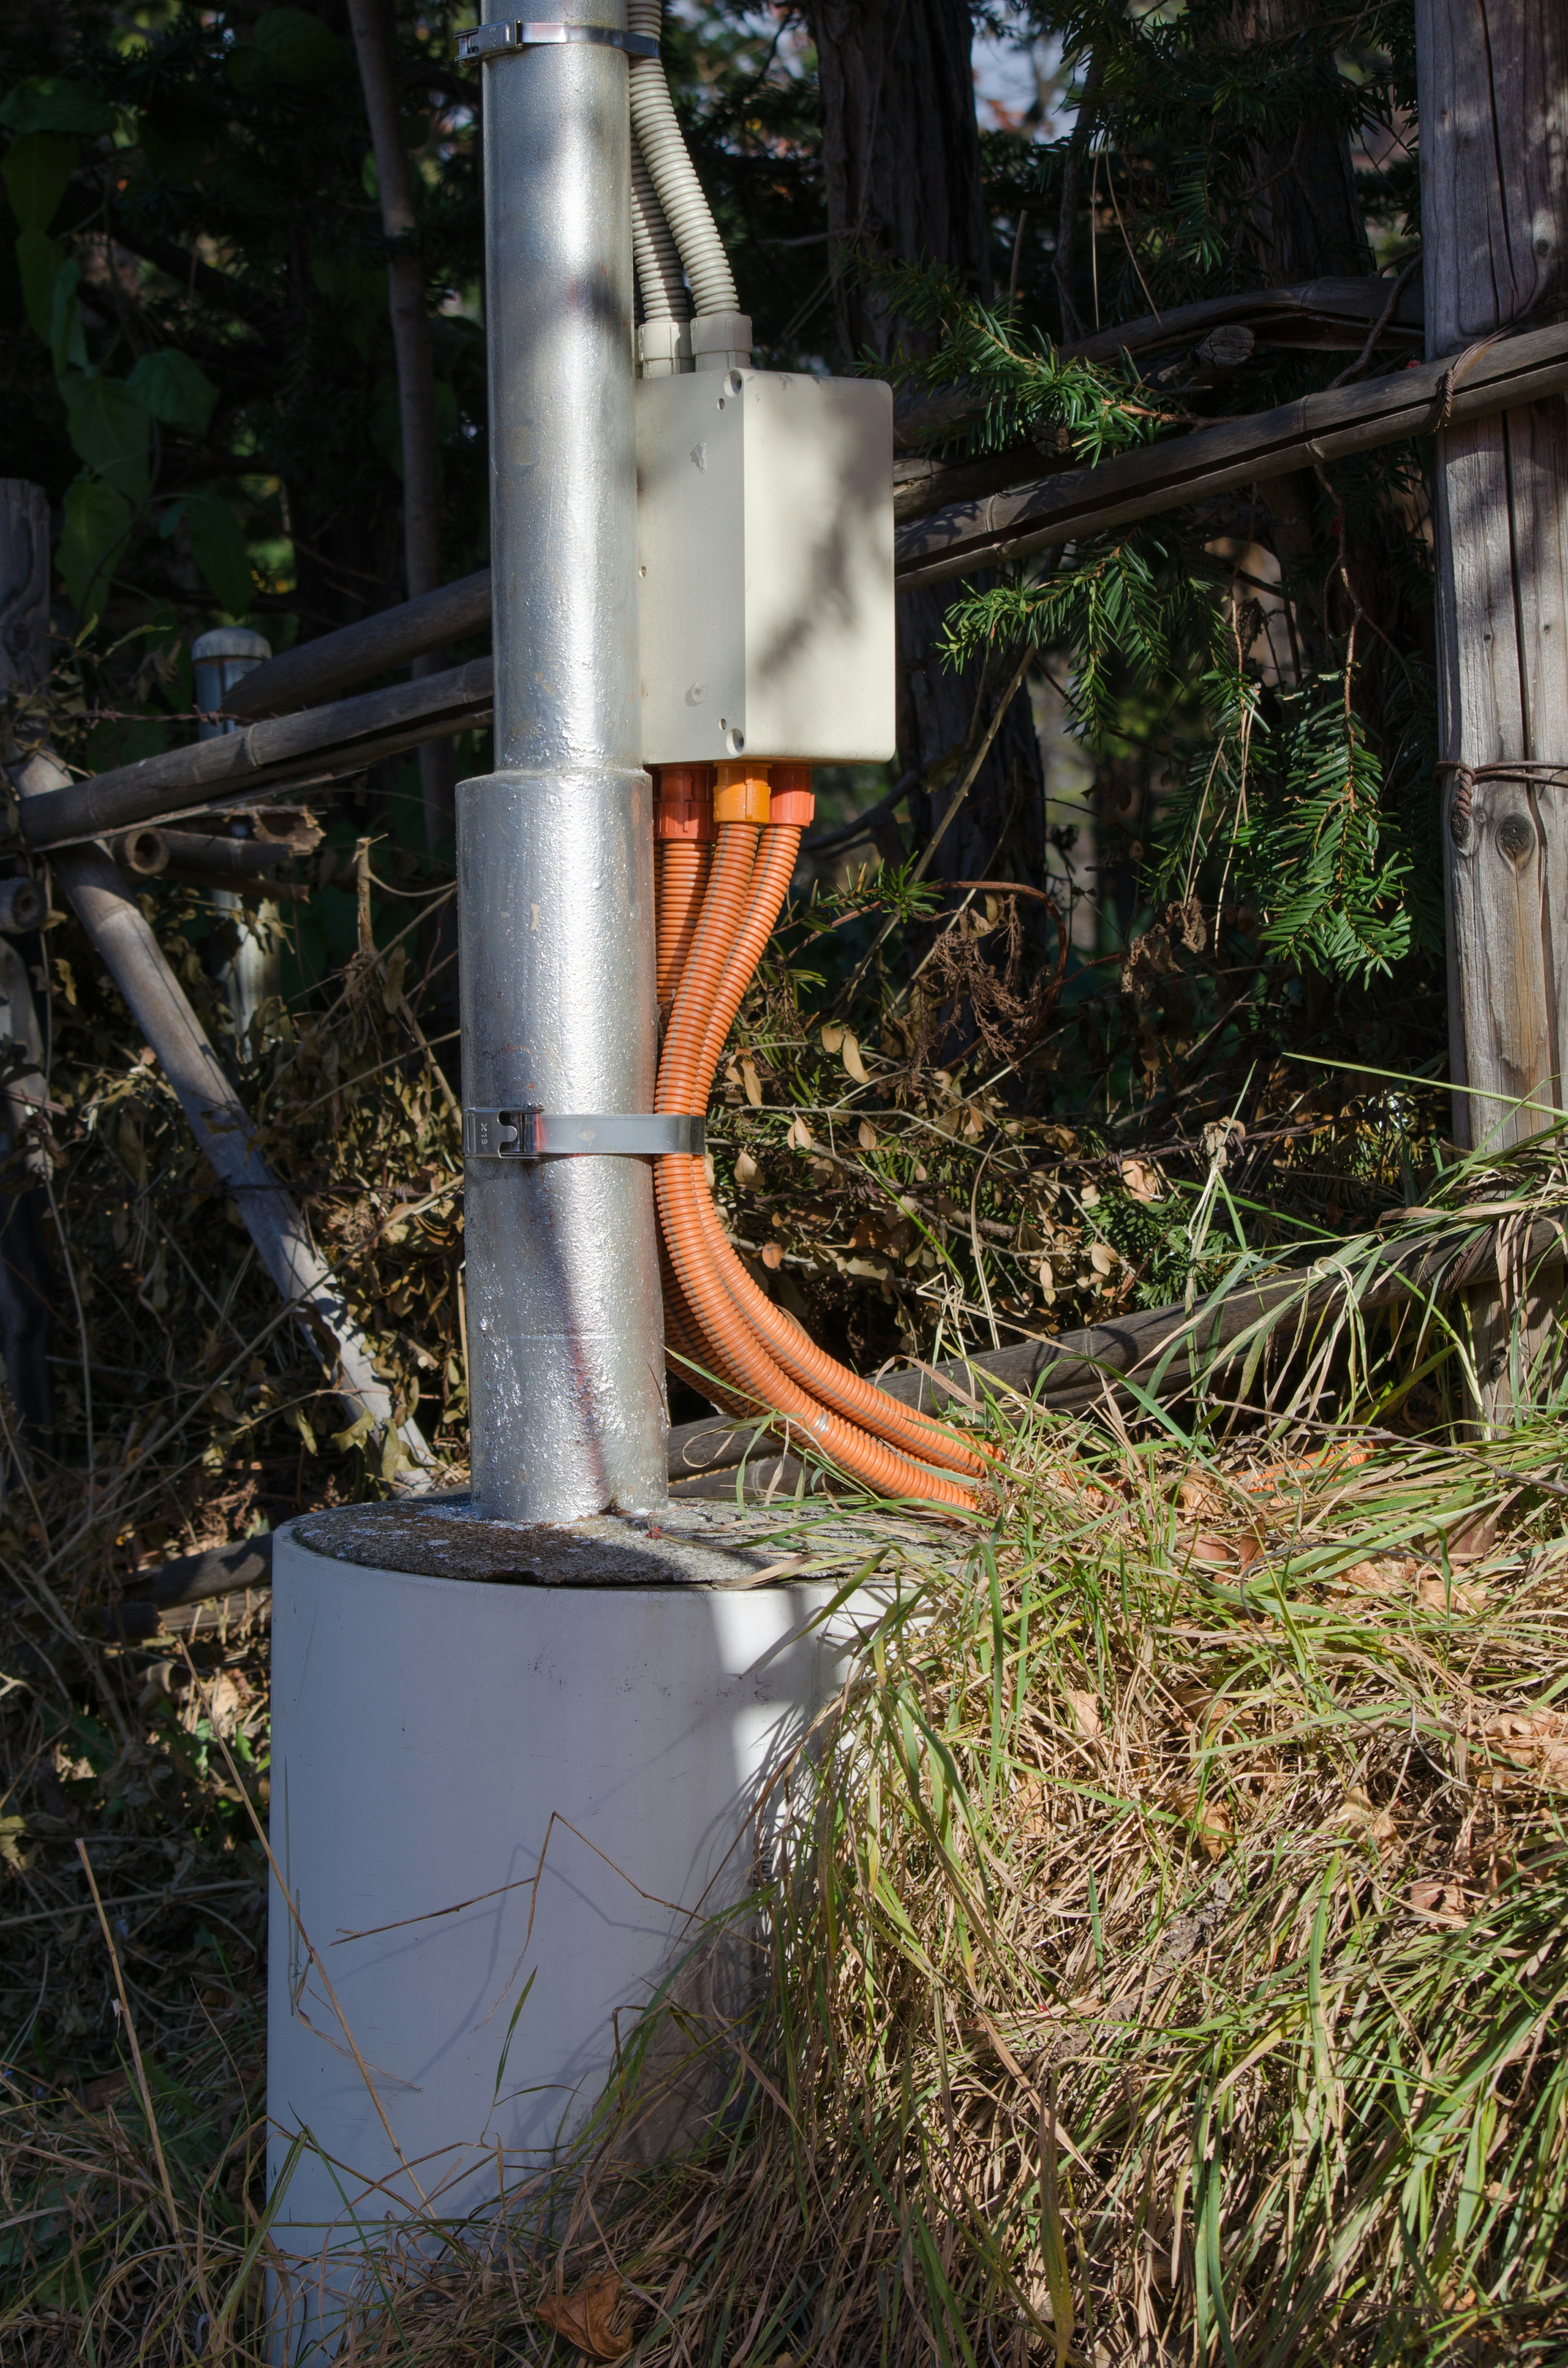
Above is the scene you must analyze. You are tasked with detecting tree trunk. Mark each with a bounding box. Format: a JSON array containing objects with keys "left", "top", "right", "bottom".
[
  {"left": 1228, "top": 0, "right": 1372, "bottom": 283},
  {"left": 807, "top": 0, "right": 1050, "bottom": 923},
  {"left": 1417, "top": 0, "right": 1568, "bottom": 1424},
  {"left": 346, "top": 0, "right": 455, "bottom": 856}
]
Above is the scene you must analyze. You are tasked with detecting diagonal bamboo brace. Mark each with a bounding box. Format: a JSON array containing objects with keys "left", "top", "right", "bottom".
[{"left": 11, "top": 751, "right": 432, "bottom": 1485}]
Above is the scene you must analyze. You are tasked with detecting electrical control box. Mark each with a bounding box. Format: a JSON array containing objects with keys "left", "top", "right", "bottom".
[{"left": 635, "top": 368, "right": 895, "bottom": 765}]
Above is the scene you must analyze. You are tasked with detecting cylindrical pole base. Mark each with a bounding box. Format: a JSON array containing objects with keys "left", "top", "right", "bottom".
[{"left": 265, "top": 1515, "right": 882, "bottom": 2359}]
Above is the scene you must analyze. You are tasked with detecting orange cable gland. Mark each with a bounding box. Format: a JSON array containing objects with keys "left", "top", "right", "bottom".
[
  {"left": 767, "top": 761, "right": 815, "bottom": 829},
  {"left": 713, "top": 760, "right": 771, "bottom": 827},
  {"left": 653, "top": 763, "right": 717, "bottom": 842}
]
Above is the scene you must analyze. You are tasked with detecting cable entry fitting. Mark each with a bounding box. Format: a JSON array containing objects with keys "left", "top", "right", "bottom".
[
  {"left": 457, "top": 21, "right": 659, "bottom": 61},
  {"left": 463, "top": 1109, "right": 706, "bottom": 1159}
]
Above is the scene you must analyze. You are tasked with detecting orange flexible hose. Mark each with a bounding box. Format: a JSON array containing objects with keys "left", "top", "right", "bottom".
[
  {"left": 699, "top": 821, "right": 800, "bottom": 1082},
  {"left": 655, "top": 841, "right": 711, "bottom": 1008},
  {"left": 654, "top": 808, "right": 980, "bottom": 1510},
  {"left": 693, "top": 1186, "right": 988, "bottom": 1476},
  {"left": 658, "top": 821, "right": 761, "bottom": 1115},
  {"left": 657, "top": 1153, "right": 977, "bottom": 1507},
  {"left": 670, "top": 817, "right": 984, "bottom": 1476}
]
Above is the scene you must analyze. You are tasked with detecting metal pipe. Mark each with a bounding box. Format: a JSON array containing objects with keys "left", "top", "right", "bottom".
[{"left": 459, "top": 0, "right": 665, "bottom": 1521}]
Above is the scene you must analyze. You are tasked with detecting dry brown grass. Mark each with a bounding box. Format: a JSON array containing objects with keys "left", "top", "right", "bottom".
[{"left": 12, "top": 1374, "right": 1567, "bottom": 2365}]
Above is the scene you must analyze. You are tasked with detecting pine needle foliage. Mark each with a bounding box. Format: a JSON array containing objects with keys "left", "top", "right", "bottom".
[{"left": 873, "top": 259, "right": 1176, "bottom": 462}]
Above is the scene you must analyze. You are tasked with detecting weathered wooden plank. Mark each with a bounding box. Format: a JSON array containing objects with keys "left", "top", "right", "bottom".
[{"left": 1418, "top": 0, "right": 1568, "bottom": 1428}]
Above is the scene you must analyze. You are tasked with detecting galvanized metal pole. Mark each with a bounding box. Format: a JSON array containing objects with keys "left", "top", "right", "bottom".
[{"left": 460, "top": 0, "right": 666, "bottom": 1520}]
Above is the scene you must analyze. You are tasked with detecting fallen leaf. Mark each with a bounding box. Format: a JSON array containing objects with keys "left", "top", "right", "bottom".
[
  {"left": 760, "top": 1242, "right": 783, "bottom": 1270},
  {"left": 840, "top": 1032, "right": 869, "bottom": 1084},
  {"left": 1175, "top": 1476, "right": 1225, "bottom": 1518},
  {"left": 1482, "top": 1707, "right": 1568, "bottom": 1784},
  {"left": 1337, "top": 1788, "right": 1398, "bottom": 1846},
  {"left": 1179, "top": 1526, "right": 1260, "bottom": 1573},
  {"left": 1173, "top": 1786, "right": 1234, "bottom": 1859},
  {"left": 536, "top": 2272, "right": 636, "bottom": 2361},
  {"left": 857, "top": 1119, "right": 879, "bottom": 1150},
  {"left": 0, "top": 1814, "right": 26, "bottom": 1872},
  {"left": 79, "top": 2069, "right": 130, "bottom": 2114},
  {"left": 1119, "top": 1157, "right": 1162, "bottom": 1202},
  {"left": 1063, "top": 1688, "right": 1101, "bottom": 1740},
  {"left": 739, "top": 1055, "right": 762, "bottom": 1108},
  {"left": 1334, "top": 1558, "right": 1406, "bottom": 1595},
  {"left": 1417, "top": 1576, "right": 1486, "bottom": 1615},
  {"left": 820, "top": 1023, "right": 844, "bottom": 1054},
  {"left": 1079, "top": 1184, "right": 1100, "bottom": 1209},
  {"left": 1407, "top": 1878, "right": 1469, "bottom": 1927},
  {"left": 1089, "top": 1242, "right": 1116, "bottom": 1275},
  {"left": 786, "top": 1116, "right": 813, "bottom": 1153},
  {"left": 733, "top": 1148, "right": 757, "bottom": 1188}
]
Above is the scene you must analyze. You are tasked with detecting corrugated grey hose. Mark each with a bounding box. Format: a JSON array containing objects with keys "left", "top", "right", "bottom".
[
  {"left": 626, "top": 0, "right": 737, "bottom": 317},
  {"left": 631, "top": 140, "right": 689, "bottom": 323}
]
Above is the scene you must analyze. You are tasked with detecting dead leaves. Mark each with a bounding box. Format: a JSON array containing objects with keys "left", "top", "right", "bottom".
[
  {"left": 1330, "top": 1558, "right": 1486, "bottom": 1616},
  {"left": 820, "top": 1023, "right": 869, "bottom": 1084},
  {"left": 1407, "top": 1877, "right": 1470, "bottom": 1928},
  {"left": 536, "top": 2272, "right": 637, "bottom": 2361},
  {"left": 1172, "top": 1784, "right": 1234, "bottom": 1860},
  {"left": 1481, "top": 1706, "right": 1568, "bottom": 1786},
  {"left": 1062, "top": 1688, "right": 1102, "bottom": 1741},
  {"left": 1119, "top": 1155, "right": 1163, "bottom": 1203}
]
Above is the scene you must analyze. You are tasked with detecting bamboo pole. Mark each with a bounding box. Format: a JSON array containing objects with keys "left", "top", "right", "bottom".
[
  {"left": 13, "top": 749, "right": 432, "bottom": 1481},
  {"left": 21, "top": 319, "right": 1568, "bottom": 854},
  {"left": 11, "top": 656, "right": 492, "bottom": 853}
]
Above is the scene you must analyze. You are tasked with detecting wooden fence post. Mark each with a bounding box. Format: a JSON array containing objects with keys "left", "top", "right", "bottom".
[{"left": 1417, "top": 0, "right": 1568, "bottom": 1422}]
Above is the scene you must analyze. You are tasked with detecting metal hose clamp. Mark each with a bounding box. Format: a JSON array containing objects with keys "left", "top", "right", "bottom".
[
  {"left": 464, "top": 1108, "right": 705, "bottom": 1159},
  {"left": 457, "top": 22, "right": 659, "bottom": 61}
]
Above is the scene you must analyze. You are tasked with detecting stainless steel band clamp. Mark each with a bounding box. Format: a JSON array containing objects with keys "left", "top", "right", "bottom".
[
  {"left": 463, "top": 1108, "right": 705, "bottom": 1160},
  {"left": 457, "top": 22, "right": 659, "bottom": 61}
]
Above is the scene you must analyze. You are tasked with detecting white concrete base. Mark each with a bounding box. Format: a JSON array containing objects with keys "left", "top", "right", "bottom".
[{"left": 266, "top": 1519, "right": 882, "bottom": 2357}]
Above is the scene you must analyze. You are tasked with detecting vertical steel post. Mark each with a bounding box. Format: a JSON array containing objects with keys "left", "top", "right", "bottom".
[{"left": 460, "top": 0, "right": 666, "bottom": 1520}]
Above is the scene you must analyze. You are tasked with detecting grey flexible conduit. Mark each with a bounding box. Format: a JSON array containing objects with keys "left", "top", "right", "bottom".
[
  {"left": 626, "top": 0, "right": 738, "bottom": 318},
  {"left": 631, "top": 138, "right": 690, "bottom": 323}
]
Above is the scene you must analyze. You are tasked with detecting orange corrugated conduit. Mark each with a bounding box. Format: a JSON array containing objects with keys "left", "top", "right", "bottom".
[
  {"left": 653, "top": 759, "right": 982, "bottom": 1511},
  {"left": 653, "top": 764, "right": 715, "bottom": 1010}
]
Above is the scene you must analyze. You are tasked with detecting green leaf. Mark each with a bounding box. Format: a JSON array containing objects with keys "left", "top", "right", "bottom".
[
  {"left": 14, "top": 227, "right": 64, "bottom": 341},
  {"left": 252, "top": 10, "right": 345, "bottom": 85},
  {"left": 61, "top": 374, "right": 152, "bottom": 504},
  {"left": 127, "top": 349, "right": 218, "bottom": 437},
  {"left": 1, "top": 131, "right": 78, "bottom": 230},
  {"left": 58, "top": 475, "right": 131, "bottom": 622},
  {"left": 0, "top": 77, "right": 114, "bottom": 137},
  {"left": 169, "top": 490, "right": 256, "bottom": 616}
]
